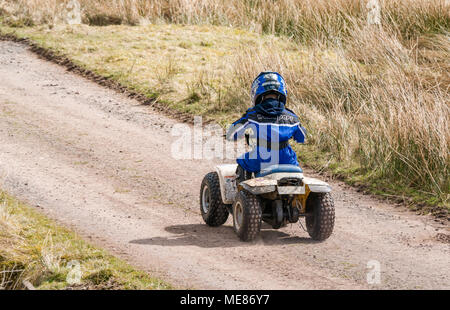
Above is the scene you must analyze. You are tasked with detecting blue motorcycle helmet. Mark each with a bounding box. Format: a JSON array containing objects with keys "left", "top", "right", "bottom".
[{"left": 251, "top": 72, "right": 287, "bottom": 106}]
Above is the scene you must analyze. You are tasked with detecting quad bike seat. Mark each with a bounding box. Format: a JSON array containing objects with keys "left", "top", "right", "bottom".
[{"left": 255, "top": 164, "right": 303, "bottom": 178}]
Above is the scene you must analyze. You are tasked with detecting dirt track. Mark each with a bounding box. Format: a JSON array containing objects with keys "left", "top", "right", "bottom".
[{"left": 0, "top": 41, "right": 449, "bottom": 289}]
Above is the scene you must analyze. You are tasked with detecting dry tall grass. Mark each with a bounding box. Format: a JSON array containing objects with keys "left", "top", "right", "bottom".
[
  {"left": 0, "top": 0, "right": 448, "bottom": 205},
  {"left": 1, "top": 0, "right": 448, "bottom": 41},
  {"left": 231, "top": 27, "right": 449, "bottom": 203},
  {"left": 0, "top": 191, "right": 171, "bottom": 289}
]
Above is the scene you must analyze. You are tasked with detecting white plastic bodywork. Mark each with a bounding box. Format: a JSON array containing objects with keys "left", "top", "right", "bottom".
[
  {"left": 302, "top": 177, "right": 332, "bottom": 193},
  {"left": 277, "top": 186, "right": 306, "bottom": 195},
  {"left": 241, "top": 178, "right": 276, "bottom": 195},
  {"left": 215, "top": 164, "right": 238, "bottom": 204},
  {"left": 214, "top": 164, "right": 331, "bottom": 204},
  {"left": 241, "top": 177, "right": 306, "bottom": 195}
]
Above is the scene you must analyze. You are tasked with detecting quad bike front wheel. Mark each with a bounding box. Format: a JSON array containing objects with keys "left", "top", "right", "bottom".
[
  {"left": 305, "top": 193, "right": 335, "bottom": 241},
  {"left": 232, "top": 190, "right": 262, "bottom": 241},
  {"left": 200, "top": 172, "right": 230, "bottom": 227}
]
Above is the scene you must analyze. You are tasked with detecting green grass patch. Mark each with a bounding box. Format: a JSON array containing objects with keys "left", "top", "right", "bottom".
[{"left": 0, "top": 191, "right": 172, "bottom": 290}]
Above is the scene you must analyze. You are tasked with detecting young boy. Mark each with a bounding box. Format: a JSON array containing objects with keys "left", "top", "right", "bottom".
[{"left": 226, "top": 72, "right": 306, "bottom": 181}]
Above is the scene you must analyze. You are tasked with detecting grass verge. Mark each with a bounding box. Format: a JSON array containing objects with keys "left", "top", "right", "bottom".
[{"left": 0, "top": 191, "right": 171, "bottom": 290}]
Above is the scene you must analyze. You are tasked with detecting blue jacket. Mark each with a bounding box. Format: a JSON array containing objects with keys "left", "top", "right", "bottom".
[{"left": 226, "top": 99, "right": 306, "bottom": 173}]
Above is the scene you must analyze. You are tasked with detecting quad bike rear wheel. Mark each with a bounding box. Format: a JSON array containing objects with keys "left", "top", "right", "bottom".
[
  {"left": 305, "top": 193, "right": 335, "bottom": 241},
  {"left": 200, "top": 172, "right": 230, "bottom": 227},
  {"left": 232, "top": 190, "right": 262, "bottom": 241}
]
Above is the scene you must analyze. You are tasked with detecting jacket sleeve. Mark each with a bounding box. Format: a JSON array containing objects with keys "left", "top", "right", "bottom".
[
  {"left": 293, "top": 124, "right": 307, "bottom": 143},
  {"left": 285, "top": 108, "right": 307, "bottom": 143},
  {"left": 226, "top": 111, "right": 251, "bottom": 141}
]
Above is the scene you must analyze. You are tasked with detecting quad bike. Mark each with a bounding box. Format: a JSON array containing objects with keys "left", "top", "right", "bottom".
[{"left": 200, "top": 145, "right": 335, "bottom": 241}]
